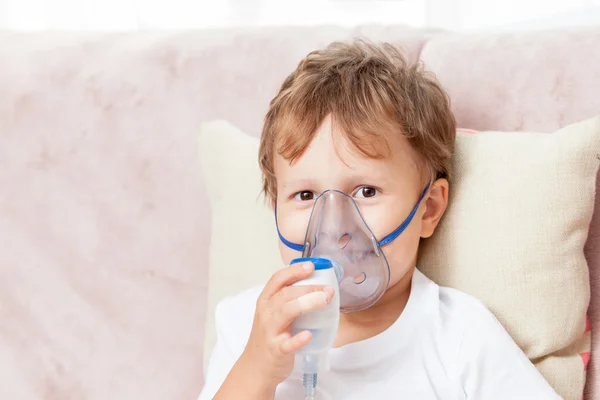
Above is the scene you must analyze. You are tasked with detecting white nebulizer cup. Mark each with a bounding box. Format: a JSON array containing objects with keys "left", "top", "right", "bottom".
[{"left": 290, "top": 257, "right": 341, "bottom": 400}]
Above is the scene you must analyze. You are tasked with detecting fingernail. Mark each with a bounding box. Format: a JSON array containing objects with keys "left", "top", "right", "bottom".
[
  {"left": 323, "top": 286, "right": 334, "bottom": 301},
  {"left": 302, "top": 262, "right": 313, "bottom": 270}
]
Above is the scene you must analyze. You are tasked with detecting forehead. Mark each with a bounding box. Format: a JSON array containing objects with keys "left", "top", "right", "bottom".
[{"left": 274, "top": 116, "right": 421, "bottom": 183}]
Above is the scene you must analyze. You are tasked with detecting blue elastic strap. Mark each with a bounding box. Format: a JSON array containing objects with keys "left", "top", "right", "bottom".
[
  {"left": 275, "top": 204, "right": 305, "bottom": 252},
  {"left": 377, "top": 185, "right": 429, "bottom": 246},
  {"left": 275, "top": 185, "right": 430, "bottom": 251}
]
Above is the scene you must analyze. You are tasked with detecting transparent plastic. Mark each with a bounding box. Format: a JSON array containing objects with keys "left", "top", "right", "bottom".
[
  {"left": 302, "top": 190, "right": 390, "bottom": 313},
  {"left": 291, "top": 262, "right": 340, "bottom": 399}
]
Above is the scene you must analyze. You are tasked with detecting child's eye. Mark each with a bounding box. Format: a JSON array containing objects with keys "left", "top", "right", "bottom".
[
  {"left": 294, "top": 191, "right": 315, "bottom": 201},
  {"left": 354, "top": 186, "right": 378, "bottom": 199}
]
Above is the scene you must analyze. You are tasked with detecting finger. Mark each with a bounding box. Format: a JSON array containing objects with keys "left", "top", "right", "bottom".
[
  {"left": 272, "top": 285, "right": 328, "bottom": 306},
  {"left": 274, "top": 288, "right": 334, "bottom": 329},
  {"left": 279, "top": 330, "right": 312, "bottom": 355},
  {"left": 260, "top": 262, "right": 314, "bottom": 300}
]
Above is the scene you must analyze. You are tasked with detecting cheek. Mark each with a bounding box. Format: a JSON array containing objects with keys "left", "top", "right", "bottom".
[
  {"left": 360, "top": 201, "right": 410, "bottom": 242},
  {"left": 276, "top": 205, "right": 310, "bottom": 261},
  {"left": 277, "top": 209, "right": 310, "bottom": 242},
  {"left": 279, "top": 242, "right": 300, "bottom": 266},
  {"left": 379, "top": 220, "right": 422, "bottom": 285}
]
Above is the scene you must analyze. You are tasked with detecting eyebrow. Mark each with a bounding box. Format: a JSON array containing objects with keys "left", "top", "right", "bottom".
[
  {"left": 343, "top": 175, "right": 381, "bottom": 184},
  {"left": 281, "top": 175, "right": 385, "bottom": 190},
  {"left": 282, "top": 179, "right": 316, "bottom": 189}
]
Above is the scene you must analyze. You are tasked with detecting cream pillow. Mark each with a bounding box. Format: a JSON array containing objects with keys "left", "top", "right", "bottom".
[
  {"left": 198, "top": 117, "right": 600, "bottom": 400},
  {"left": 198, "top": 121, "right": 282, "bottom": 370}
]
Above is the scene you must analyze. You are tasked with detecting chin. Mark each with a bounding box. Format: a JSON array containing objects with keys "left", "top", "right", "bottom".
[
  {"left": 387, "top": 263, "right": 417, "bottom": 288},
  {"left": 279, "top": 245, "right": 298, "bottom": 266}
]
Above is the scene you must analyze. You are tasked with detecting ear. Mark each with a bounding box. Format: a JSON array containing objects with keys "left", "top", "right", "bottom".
[{"left": 420, "top": 178, "right": 449, "bottom": 238}]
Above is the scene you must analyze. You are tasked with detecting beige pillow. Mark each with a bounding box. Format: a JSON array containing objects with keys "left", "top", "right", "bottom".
[
  {"left": 198, "top": 117, "right": 600, "bottom": 400},
  {"left": 198, "top": 121, "right": 282, "bottom": 370}
]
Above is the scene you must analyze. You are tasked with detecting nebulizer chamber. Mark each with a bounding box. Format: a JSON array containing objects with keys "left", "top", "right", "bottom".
[
  {"left": 290, "top": 257, "right": 341, "bottom": 399},
  {"left": 286, "top": 190, "right": 391, "bottom": 399}
]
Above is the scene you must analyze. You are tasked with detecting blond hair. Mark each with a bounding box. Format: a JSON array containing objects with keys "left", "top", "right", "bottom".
[{"left": 259, "top": 39, "right": 456, "bottom": 201}]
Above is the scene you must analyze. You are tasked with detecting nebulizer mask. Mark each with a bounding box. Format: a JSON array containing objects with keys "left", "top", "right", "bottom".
[{"left": 276, "top": 187, "right": 428, "bottom": 399}]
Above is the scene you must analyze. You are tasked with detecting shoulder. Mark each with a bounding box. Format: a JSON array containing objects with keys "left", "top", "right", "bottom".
[
  {"left": 436, "top": 285, "right": 509, "bottom": 351},
  {"left": 411, "top": 271, "right": 502, "bottom": 359},
  {"left": 415, "top": 269, "right": 500, "bottom": 339},
  {"left": 436, "top": 287, "right": 561, "bottom": 397},
  {"left": 417, "top": 274, "right": 560, "bottom": 397},
  {"left": 437, "top": 286, "right": 521, "bottom": 359},
  {"left": 199, "top": 286, "right": 264, "bottom": 400},
  {"left": 437, "top": 285, "right": 496, "bottom": 326},
  {"left": 416, "top": 271, "right": 516, "bottom": 363},
  {"left": 216, "top": 285, "right": 263, "bottom": 316},
  {"left": 214, "top": 285, "right": 263, "bottom": 353}
]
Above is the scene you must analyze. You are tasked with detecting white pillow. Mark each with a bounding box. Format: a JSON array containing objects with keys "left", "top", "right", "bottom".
[{"left": 198, "top": 117, "right": 600, "bottom": 400}]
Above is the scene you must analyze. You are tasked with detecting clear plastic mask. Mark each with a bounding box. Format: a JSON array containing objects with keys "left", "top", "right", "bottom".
[{"left": 277, "top": 186, "right": 428, "bottom": 313}]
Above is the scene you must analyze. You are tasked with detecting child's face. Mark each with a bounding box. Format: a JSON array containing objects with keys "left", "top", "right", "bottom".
[{"left": 274, "top": 115, "right": 448, "bottom": 290}]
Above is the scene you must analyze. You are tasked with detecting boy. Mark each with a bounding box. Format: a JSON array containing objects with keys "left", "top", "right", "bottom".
[{"left": 199, "top": 40, "right": 560, "bottom": 399}]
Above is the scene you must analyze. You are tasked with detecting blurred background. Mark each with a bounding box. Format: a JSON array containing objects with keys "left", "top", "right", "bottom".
[{"left": 1, "top": 0, "right": 600, "bottom": 32}]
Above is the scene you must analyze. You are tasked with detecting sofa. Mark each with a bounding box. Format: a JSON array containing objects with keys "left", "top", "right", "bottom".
[{"left": 0, "top": 25, "right": 599, "bottom": 399}]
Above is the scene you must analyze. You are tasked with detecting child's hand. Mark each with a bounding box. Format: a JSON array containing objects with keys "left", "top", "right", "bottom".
[{"left": 239, "top": 261, "right": 335, "bottom": 390}]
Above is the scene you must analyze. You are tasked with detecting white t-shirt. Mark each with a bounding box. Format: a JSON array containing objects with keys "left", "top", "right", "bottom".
[{"left": 199, "top": 269, "right": 560, "bottom": 400}]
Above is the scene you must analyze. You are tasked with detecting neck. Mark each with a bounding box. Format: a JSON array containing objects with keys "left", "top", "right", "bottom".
[{"left": 334, "top": 264, "right": 416, "bottom": 347}]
